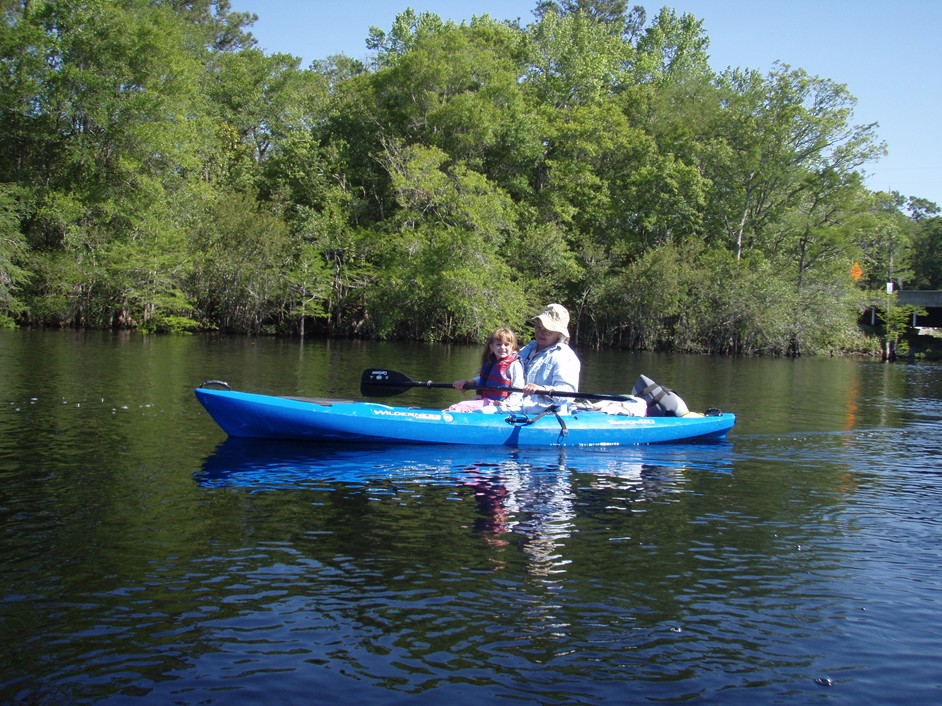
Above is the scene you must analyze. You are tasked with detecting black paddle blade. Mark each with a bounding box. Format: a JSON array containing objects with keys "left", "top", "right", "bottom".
[
  {"left": 360, "top": 369, "right": 413, "bottom": 397},
  {"left": 360, "top": 369, "right": 457, "bottom": 397}
]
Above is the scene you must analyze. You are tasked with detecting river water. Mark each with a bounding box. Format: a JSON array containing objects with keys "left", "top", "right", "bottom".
[{"left": 2, "top": 330, "right": 941, "bottom": 704}]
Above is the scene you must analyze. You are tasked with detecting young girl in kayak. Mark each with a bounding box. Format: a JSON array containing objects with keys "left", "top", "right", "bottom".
[{"left": 447, "top": 327, "right": 525, "bottom": 412}]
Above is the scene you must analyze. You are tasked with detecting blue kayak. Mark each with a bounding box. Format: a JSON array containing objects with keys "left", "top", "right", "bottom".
[{"left": 194, "top": 385, "right": 735, "bottom": 447}]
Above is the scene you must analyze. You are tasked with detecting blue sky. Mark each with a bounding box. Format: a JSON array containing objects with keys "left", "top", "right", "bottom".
[{"left": 228, "top": 0, "right": 942, "bottom": 208}]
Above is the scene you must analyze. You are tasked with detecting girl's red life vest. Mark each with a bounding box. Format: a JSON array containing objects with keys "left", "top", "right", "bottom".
[{"left": 479, "top": 355, "right": 518, "bottom": 399}]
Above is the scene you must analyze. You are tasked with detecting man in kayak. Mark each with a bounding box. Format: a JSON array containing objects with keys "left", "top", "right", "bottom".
[{"left": 519, "top": 303, "right": 581, "bottom": 414}]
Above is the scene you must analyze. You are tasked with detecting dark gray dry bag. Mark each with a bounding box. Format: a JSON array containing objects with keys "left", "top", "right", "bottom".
[{"left": 632, "top": 374, "right": 689, "bottom": 417}]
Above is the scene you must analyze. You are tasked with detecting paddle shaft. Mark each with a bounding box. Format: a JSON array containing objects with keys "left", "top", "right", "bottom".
[
  {"left": 420, "top": 380, "right": 587, "bottom": 399},
  {"left": 361, "top": 369, "right": 636, "bottom": 403}
]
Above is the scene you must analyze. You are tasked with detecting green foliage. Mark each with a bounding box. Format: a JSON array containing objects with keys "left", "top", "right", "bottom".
[
  {"left": 908, "top": 199, "right": 942, "bottom": 289},
  {"left": 21, "top": 249, "right": 83, "bottom": 325},
  {"left": 293, "top": 186, "right": 377, "bottom": 335},
  {"left": 0, "top": 185, "right": 29, "bottom": 317},
  {"left": 701, "top": 65, "right": 885, "bottom": 262},
  {"left": 631, "top": 7, "right": 711, "bottom": 85},
  {"left": 138, "top": 313, "right": 201, "bottom": 334},
  {"left": 877, "top": 293, "right": 927, "bottom": 358},
  {"left": 526, "top": 8, "right": 632, "bottom": 108},
  {"left": 188, "top": 189, "right": 291, "bottom": 333},
  {"left": 367, "top": 8, "right": 446, "bottom": 68},
  {"left": 367, "top": 142, "right": 525, "bottom": 341},
  {"left": 590, "top": 240, "right": 690, "bottom": 349},
  {"left": 0, "top": 0, "right": 922, "bottom": 357},
  {"left": 512, "top": 216, "right": 583, "bottom": 307}
]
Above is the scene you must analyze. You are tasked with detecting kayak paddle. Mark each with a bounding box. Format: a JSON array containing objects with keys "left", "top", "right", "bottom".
[{"left": 360, "top": 368, "right": 638, "bottom": 403}]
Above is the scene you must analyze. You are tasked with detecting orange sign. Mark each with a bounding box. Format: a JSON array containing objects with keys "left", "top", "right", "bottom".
[{"left": 850, "top": 262, "right": 863, "bottom": 281}]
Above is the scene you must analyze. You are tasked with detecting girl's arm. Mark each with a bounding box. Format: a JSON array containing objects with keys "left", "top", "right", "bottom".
[{"left": 452, "top": 375, "right": 481, "bottom": 392}]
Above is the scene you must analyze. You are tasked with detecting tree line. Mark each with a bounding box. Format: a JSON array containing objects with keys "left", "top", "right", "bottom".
[{"left": 1, "top": 0, "right": 940, "bottom": 355}]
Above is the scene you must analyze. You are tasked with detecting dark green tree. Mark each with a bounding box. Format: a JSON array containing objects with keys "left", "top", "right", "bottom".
[
  {"left": 907, "top": 198, "right": 942, "bottom": 289},
  {"left": 0, "top": 184, "right": 28, "bottom": 326}
]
